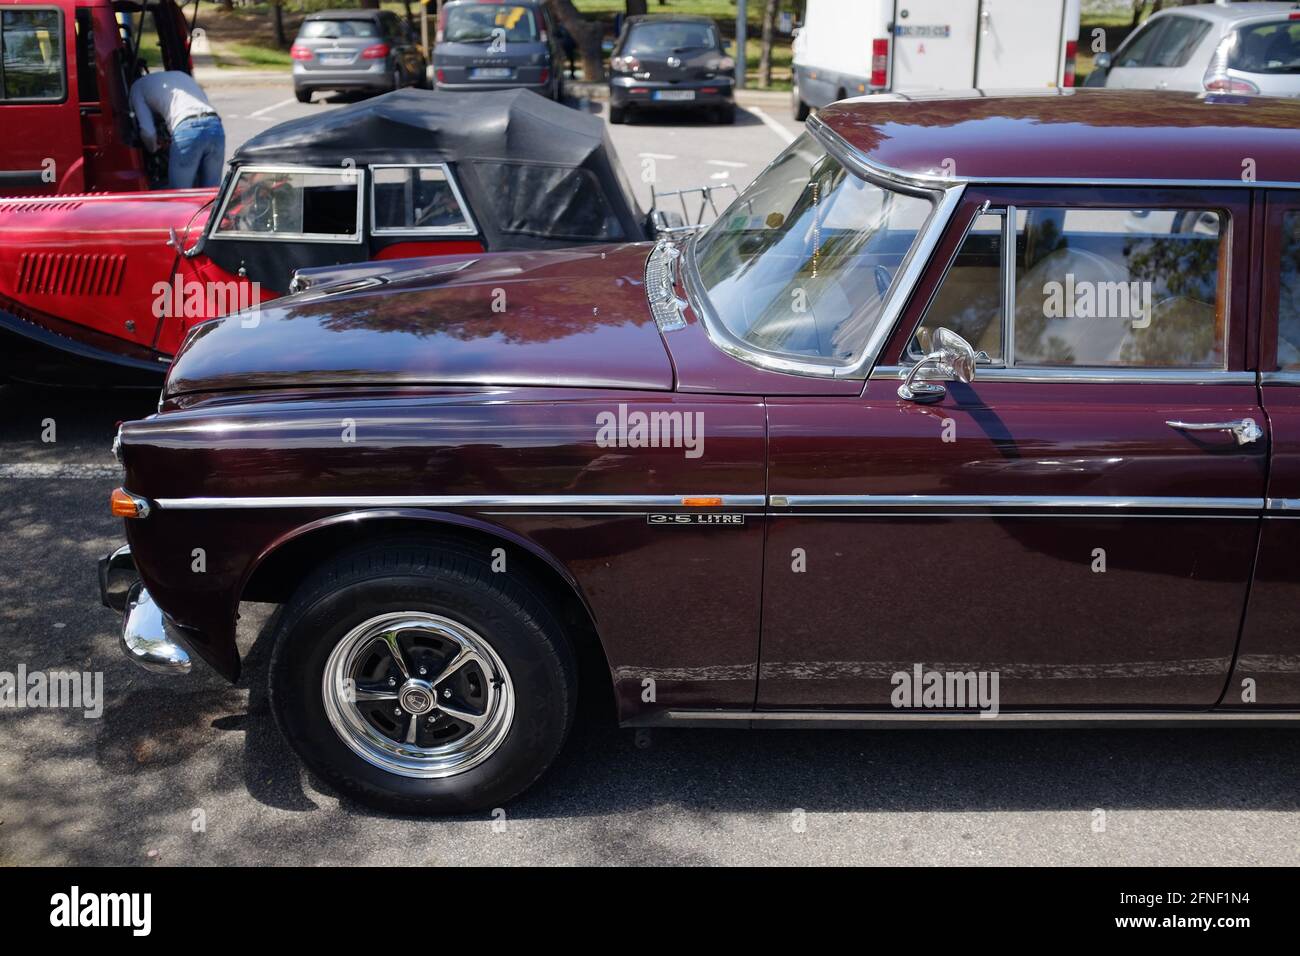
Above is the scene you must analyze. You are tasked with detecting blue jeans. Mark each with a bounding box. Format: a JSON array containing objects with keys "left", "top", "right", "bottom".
[{"left": 168, "top": 115, "right": 225, "bottom": 189}]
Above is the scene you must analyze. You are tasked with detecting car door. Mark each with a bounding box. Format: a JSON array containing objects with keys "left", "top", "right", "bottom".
[
  {"left": 1228, "top": 191, "right": 1300, "bottom": 707},
  {"left": 760, "top": 186, "right": 1265, "bottom": 710}
]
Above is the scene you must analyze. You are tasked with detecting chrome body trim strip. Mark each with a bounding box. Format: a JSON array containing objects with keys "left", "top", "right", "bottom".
[
  {"left": 681, "top": 119, "right": 965, "bottom": 381},
  {"left": 1266, "top": 498, "right": 1300, "bottom": 512},
  {"left": 152, "top": 494, "right": 767, "bottom": 511},
  {"left": 1261, "top": 371, "right": 1300, "bottom": 385},
  {"left": 768, "top": 494, "right": 1262, "bottom": 511},
  {"left": 625, "top": 709, "right": 1300, "bottom": 729},
  {"left": 870, "top": 365, "right": 1258, "bottom": 386}
]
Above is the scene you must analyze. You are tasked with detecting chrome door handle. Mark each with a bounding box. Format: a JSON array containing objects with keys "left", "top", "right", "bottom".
[{"left": 1166, "top": 418, "right": 1263, "bottom": 446}]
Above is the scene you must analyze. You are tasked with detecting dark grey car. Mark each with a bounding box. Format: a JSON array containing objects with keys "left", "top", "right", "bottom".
[
  {"left": 608, "top": 15, "right": 736, "bottom": 124},
  {"left": 433, "top": 0, "right": 563, "bottom": 100},
  {"left": 292, "top": 10, "right": 430, "bottom": 103}
]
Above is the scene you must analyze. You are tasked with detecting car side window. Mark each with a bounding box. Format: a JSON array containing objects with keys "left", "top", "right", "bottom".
[
  {"left": 910, "top": 213, "right": 1007, "bottom": 363},
  {"left": 1277, "top": 212, "right": 1300, "bottom": 369},
  {"left": 214, "top": 167, "right": 363, "bottom": 242},
  {"left": 1013, "top": 208, "right": 1226, "bottom": 369},
  {"left": 1147, "top": 16, "right": 1211, "bottom": 68},
  {"left": 1115, "top": 18, "right": 1169, "bottom": 68},
  {"left": 0, "top": 7, "right": 65, "bottom": 102},
  {"left": 371, "top": 165, "right": 475, "bottom": 234}
]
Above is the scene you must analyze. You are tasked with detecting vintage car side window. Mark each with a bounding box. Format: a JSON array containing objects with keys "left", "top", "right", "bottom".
[
  {"left": 692, "top": 133, "right": 933, "bottom": 366},
  {"left": 214, "top": 167, "right": 363, "bottom": 242},
  {"left": 371, "top": 165, "right": 475, "bottom": 235},
  {"left": 1278, "top": 212, "right": 1300, "bottom": 370},
  {"left": 1, "top": 8, "right": 65, "bottom": 102},
  {"left": 473, "top": 161, "right": 624, "bottom": 241},
  {"left": 1146, "top": 16, "right": 1211, "bottom": 68},
  {"left": 909, "top": 213, "right": 1007, "bottom": 363},
  {"left": 1012, "top": 207, "right": 1226, "bottom": 369}
]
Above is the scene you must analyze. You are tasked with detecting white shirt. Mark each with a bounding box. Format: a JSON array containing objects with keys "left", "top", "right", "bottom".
[{"left": 128, "top": 71, "right": 217, "bottom": 153}]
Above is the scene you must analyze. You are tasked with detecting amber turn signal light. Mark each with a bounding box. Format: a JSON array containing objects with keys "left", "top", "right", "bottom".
[
  {"left": 681, "top": 496, "right": 723, "bottom": 508},
  {"left": 110, "top": 488, "right": 150, "bottom": 519}
]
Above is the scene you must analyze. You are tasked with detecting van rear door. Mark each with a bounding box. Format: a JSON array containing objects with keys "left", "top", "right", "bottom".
[
  {"left": 975, "top": 0, "right": 1069, "bottom": 88},
  {"left": 890, "top": 0, "right": 979, "bottom": 91}
]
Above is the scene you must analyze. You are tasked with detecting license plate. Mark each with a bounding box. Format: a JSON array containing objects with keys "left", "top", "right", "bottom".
[
  {"left": 471, "top": 67, "right": 513, "bottom": 79},
  {"left": 321, "top": 55, "right": 352, "bottom": 66},
  {"left": 653, "top": 89, "right": 695, "bottom": 101}
]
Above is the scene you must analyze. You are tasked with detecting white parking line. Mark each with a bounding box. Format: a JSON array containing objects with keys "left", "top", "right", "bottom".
[
  {"left": 248, "top": 96, "right": 299, "bottom": 119},
  {"left": 0, "top": 463, "right": 121, "bottom": 479},
  {"left": 706, "top": 159, "right": 747, "bottom": 168},
  {"left": 748, "top": 106, "right": 797, "bottom": 146},
  {"left": 639, "top": 152, "right": 678, "bottom": 160}
]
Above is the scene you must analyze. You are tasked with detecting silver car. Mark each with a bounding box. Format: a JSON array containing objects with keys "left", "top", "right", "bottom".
[
  {"left": 1089, "top": 1, "right": 1300, "bottom": 96},
  {"left": 291, "top": 10, "right": 430, "bottom": 103}
]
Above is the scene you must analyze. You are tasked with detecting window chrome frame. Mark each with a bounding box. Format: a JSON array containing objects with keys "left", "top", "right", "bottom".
[
  {"left": 681, "top": 116, "right": 965, "bottom": 380},
  {"left": 209, "top": 164, "right": 366, "bottom": 244},
  {"left": 368, "top": 162, "right": 478, "bottom": 237}
]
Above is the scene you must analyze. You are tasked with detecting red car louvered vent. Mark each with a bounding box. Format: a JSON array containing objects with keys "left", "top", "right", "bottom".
[{"left": 16, "top": 252, "right": 127, "bottom": 296}]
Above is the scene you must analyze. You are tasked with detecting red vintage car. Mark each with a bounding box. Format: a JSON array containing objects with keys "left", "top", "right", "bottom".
[
  {"left": 0, "top": 88, "right": 650, "bottom": 386},
  {"left": 102, "top": 90, "right": 1300, "bottom": 814}
]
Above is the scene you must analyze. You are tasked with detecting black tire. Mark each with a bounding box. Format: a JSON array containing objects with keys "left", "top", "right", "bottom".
[
  {"left": 792, "top": 84, "right": 809, "bottom": 122},
  {"left": 716, "top": 103, "right": 736, "bottom": 124},
  {"left": 609, "top": 104, "right": 627, "bottom": 124},
  {"left": 269, "top": 539, "right": 578, "bottom": 814},
  {"left": 295, "top": 88, "right": 312, "bottom": 104}
]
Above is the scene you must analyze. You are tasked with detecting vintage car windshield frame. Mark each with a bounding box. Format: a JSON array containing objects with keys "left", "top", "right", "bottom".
[
  {"left": 209, "top": 164, "right": 366, "bottom": 244},
  {"left": 682, "top": 118, "right": 965, "bottom": 380},
  {"left": 368, "top": 163, "right": 479, "bottom": 238}
]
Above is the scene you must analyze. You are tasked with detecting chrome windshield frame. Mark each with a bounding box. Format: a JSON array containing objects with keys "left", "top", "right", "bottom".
[{"left": 682, "top": 115, "right": 965, "bottom": 380}]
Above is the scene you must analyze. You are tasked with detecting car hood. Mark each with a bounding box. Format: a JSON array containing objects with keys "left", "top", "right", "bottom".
[{"left": 164, "top": 243, "right": 670, "bottom": 397}]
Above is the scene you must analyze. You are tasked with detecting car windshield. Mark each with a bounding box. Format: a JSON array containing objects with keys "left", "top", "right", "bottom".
[
  {"left": 626, "top": 21, "right": 718, "bottom": 53},
  {"left": 690, "top": 133, "right": 933, "bottom": 367},
  {"left": 444, "top": 5, "right": 538, "bottom": 44},
  {"left": 1230, "top": 20, "right": 1300, "bottom": 75},
  {"left": 299, "top": 19, "right": 380, "bottom": 40}
]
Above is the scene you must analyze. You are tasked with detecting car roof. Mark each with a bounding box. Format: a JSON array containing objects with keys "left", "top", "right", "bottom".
[
  {"left": 303, "top": 9, "right": 383, "bottom": 20},
  {"left": 1149, "top": 1, "right": 1300, "bottom": 24},
  {"left": 815, "top": 89, "right": 1300, "bottom": 187},
  {"left": 625, "top": 14, "right": 719, "bottom": 26}
]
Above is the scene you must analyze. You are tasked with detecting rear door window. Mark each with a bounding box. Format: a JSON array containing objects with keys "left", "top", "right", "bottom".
[
  {"left": 1115, "top": 18, "right": 1170, "bottom": 68},
  {"left": 371, "top": 165, "right": 476, "bottom": 235},
  {"left": 1230, "top": 20, "right": 1300, "bottom": 75}
]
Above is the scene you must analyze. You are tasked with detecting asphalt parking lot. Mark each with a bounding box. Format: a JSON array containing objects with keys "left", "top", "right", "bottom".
[{"left": 1, "top": 78, "right": 1298, "bottom": 866}]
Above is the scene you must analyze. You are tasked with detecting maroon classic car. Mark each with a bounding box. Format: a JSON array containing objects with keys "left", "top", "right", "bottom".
[{"left": 101, "top": 90, "right": 1300, "bottom": 813}]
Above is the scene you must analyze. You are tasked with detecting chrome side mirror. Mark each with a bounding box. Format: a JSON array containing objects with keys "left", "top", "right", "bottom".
[
  {"left": 898, "top": 327, "right": 977, "bottom": 404},
  {"left": 1093, "top": 52, "right": 1112, "bottom": 72}
]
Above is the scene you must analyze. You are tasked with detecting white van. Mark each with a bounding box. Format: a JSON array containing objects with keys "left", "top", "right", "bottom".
[{"left": 791, "top": 0, "right": 1082, "bottom": 119}]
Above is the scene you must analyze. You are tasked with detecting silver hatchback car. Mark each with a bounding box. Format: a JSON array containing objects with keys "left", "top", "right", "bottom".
[
  {"left": 1089, "top": 1, "right": 1300, "bottom": 96},
  {"left": 291, "top": 10, "right": 430, "bottom": 103}
]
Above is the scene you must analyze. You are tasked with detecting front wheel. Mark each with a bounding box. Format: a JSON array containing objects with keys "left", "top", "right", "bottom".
[{"left": 269, "top": 541, "right": 577, "bottom": 813}]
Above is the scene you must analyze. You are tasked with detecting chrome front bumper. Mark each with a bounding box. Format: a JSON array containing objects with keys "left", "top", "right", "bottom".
[{"left": 99, "top": 546, "right": 192, "bottom": 675}]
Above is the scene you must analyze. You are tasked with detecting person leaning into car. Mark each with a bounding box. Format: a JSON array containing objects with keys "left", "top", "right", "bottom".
[{"left": 129, "top": 68, "right": 226, "bottom": 189}]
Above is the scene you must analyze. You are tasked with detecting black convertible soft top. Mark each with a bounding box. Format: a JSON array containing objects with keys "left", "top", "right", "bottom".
[{"left": 230, "top": 88, "right": 647, "bottom": 250}]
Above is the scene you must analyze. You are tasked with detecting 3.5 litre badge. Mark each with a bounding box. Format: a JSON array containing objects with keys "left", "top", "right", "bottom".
[{"left": 647, "top": 513, "right": 745, "bottom": 526}]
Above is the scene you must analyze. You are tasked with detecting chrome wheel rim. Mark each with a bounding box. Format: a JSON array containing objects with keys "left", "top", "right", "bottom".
[{"left": 322, "top": 612, "right": 514, "bottom": 779}]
